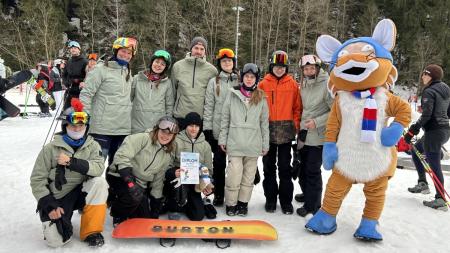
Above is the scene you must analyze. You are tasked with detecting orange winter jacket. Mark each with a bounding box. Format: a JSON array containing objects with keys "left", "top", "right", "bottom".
[{"left": 259, "top": 73, "right": 302, "bottom": 144}]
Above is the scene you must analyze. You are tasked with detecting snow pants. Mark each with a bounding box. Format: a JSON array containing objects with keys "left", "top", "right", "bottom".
[
  {"left": 298, "top": 145, "right": 323, "bottom": 212},
  {"left": 225, "top": 156, "right": 258, "bottom": 206},
  {"left": 321, "top": 171, "right": 388, "bottom": 220},
  {"left": 40, "top": 177, "right": 108, "bottom": 247}
]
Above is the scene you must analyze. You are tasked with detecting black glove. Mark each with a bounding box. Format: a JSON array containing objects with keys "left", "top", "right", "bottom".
[
  {"left": 54, "top": 165, "right": 67, "bottom": 191},
  {"left": 119, "top": 167, "right": 144, "bottom": 202},
  {"left": 149, "top": 195, "right": 163, "bottom": 218},
  {"left": 203, "top": 130, "right": 214, "bottom": 145},
  {"left": 403, "top": 131, "right": 414, "bottom": 144},
  {"left": 253, "top": 167, "right": 261, "bottom": 185},
  {"left": 408, "top": 123, "right": 421, "bottom": 136},
  {"left": 37, "top": 194, "right": 60, "bottom": 215},
  {"left": 291, "top": 152, "right": 301, "bottom": 180},
  {"left": 67, "top": 157, "right": 89, "bottom": 175},
  {"left": 51, "top": 216, "right": 73, "bottom": 243}
]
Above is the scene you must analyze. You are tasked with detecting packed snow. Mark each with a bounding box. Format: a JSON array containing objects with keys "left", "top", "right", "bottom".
[{"left": 0, "top": 88, "right": 449, "bottom": 253}]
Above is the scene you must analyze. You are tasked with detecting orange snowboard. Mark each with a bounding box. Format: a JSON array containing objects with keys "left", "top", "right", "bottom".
[{"left": 112, "top": 218, "right": 278, "bottom": 241}]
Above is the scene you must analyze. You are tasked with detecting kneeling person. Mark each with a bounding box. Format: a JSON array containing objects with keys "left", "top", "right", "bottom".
[{"left": 30, "top": 98, "right": 108, "bottom": 247}]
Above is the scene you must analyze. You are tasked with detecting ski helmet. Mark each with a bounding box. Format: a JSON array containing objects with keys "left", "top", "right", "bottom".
[
  {"left": 240, "top": 63, "right": 260, "bottom": 91},
  {"left": 59, "top": 98, "right": 90, "bottom": 132},
  {"left": 150, "top": 50, "right": 171, "bottom": 70},
  {"left": 269, "top": 50, "right": 289, "bottom": 74},
  {"left": 112, "top": 37, "right": 138, "bottom": 56},
  {"left": 88, "top": 53, "right": 98, "bottom": 61},
  {"left": 68, "top": 41, "right": 81, "bottom": 50},
  {"left": 216, "top": 48, "right": 237, "bottom": 73}
]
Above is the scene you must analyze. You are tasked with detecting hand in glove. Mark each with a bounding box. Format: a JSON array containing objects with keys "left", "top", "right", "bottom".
[
  {"left": 380, "top": 122, "right": 404, "bottom": 147},
  {"left": 404, "top": 124, "right": 420, "bottom": 144},
  {"left": 54, "top": 165, "right": 67, "bottom": 191},
  {"left": 119, "top": 167, "right": 144, "bottom": 202},
  {"left": 322, "top": 142, "right": 338, "bottom": 171}
]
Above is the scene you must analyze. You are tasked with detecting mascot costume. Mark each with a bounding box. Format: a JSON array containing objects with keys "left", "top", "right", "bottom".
[{"left": 305, "top": 19, "right": 411, "bottom": 241}]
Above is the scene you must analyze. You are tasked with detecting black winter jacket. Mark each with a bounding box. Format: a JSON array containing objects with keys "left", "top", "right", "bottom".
[{"left": 62, "top": 55, "right": 88, "bottom": 93}]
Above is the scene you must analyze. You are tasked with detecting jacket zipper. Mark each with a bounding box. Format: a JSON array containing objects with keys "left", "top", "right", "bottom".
[
  {"left": 192, "top": 58, "right": 197, "bottom": 88},
  {"left": 144, "top": 146, "right": 163, "bottom": 171}
]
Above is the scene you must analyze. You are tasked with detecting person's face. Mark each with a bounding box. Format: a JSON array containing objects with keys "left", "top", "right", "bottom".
[
  {"left": 60, "top": 62, "right": 65, "bottom": 69},
  {"left": 151, "top": 58, "right": 167, "bottom": 74},
  {"left": 186, "top": 124, "right": 200, "bottom": 139},
  {"left": 422, "top": 73, "right": 432, "bottom": 86},
  {"left": 116, "top": 48, "right": 133, "bottom": 62},
  {"left": 157, "top": 129, "right": 175, "bottom": 145},
  {"left": 88, "top": 59, "right": 97, "bottom": 67},
  {"left": 243, "top": 73, "right": 256, "bottom": 87},
  {"left": 273, "top": 65, "right": 286, "bottom": 77},
  {"left": 66, "top": 124, "right": 86, "bottom": 132},
  {"left": 191, "top": 44, "right": 206, "bottom": 58},
  {"left": 220, "top": 58, "right": 234, "bottom": 73},
  {"left": 302, "top": 65, "right": 317, "bottom": 78},
  {"left": 70, "top": 47, "right": 80, "bottom": 56}
]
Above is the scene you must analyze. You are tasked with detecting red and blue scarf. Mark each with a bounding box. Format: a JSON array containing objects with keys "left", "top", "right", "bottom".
[{"left": 352, "top": 88, "right": 377, "bottom": 143}]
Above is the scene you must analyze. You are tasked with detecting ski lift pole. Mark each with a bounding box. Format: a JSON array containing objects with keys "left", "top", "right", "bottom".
[{"left": 411, "top": 144, "right": 450, "bottom": 208}]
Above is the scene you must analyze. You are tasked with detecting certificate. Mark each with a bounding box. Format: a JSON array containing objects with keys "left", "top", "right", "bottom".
[{"left": 180, "top": 152, "right": 199, "bottom": 184}]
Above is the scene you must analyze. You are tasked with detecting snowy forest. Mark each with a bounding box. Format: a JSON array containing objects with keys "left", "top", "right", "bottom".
[{"left": 0, "top": 0, "right": 449, "bottom": 89}]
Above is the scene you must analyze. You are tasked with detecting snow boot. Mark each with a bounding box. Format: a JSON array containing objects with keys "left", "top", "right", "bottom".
[
  {"left": 295, "top": 193, "right": 305, "bottom": 203},
  {"left": 305, "top": 209, "right": 337, "bottom": 235},
  {"left": 423, "top": 198, "right": 449, "bottom": 211},
  {"left": 84, "top": 233, "right": 104, "bottom": 247},
  {"left": 353, "top": 218, "right": 383, "bottom": 241},
  {"left": 281, "top": 203, "right": 294, "bottom": 215},
  {"left": 236, "top": 201, "right": 248, "bottom": 216},
  {"left": 204, "top": 198, "right": 217, "bottom": 219},
  {"left": 296, "top": 206, "right": 318, "bottom": 217},
  {"left": 408, "top": 182, "right": 430, "bottom": 194},
  {"left": 265, "top": 202, "right": 276, "bottom": 213},
  {"left": 226, "top": 205, "right": 237, "bottom": 216}
]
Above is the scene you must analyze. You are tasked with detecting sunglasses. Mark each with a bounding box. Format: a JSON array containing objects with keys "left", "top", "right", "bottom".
[
  {"left": 217, "top": 48, "right": 235, "bottom": 59},
  {"left": 158, "top": 119, "right": 179, "bottom": 134},
  {"left": 67, "top": 111, "right": 89, "bottom": 125}
]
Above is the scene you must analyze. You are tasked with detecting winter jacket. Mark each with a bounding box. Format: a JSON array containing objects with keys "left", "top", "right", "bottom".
[
  {"left": 80, "top": 61, "right": 133, "bottom": 135},
  {"left": 219, "top": 88, "right": 270, "bottom": 157},
  {"left": 30, "top": 134, "right": 104, "bottom": 201},
  {"left": 173, "top": 130, "right": 213, "bottom": 175},
  {"left": 171, "top": 54, "right": 218, "bottom": 118},
  {"left": 203, "top": 71, "right": 239, "bottom": 139},
  {"left": 259, "top": 73, "right": 302, "bottom": 144},
  {"left": 62, "top": 55, "right": 88, "bottom": 94},
  {"left": 131, "top": 71, "right": 174, "bottom": 134},
  {"left": 50, "top": 66, "right": 63, "bottom": 92},
  {"left": 300, "top": 69, "right": 333, "bottom": 146},
  {"left": 411, "top": 80, "right": 450, "bottom": 132},
  {"left": 109, "top": 131, "right": 174, "bottom": 198}
]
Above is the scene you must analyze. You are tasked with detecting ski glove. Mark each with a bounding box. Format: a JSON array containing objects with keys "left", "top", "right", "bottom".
[
  {"left": 67, "top": 157, "right": 89, "bottom": 175},
  {"left": 37, "top": 194, "right": 60, "bottom": 215},
  {"left": 54, "top": 165, "right": 67, "bottom": 191},
  {"left": 381, "top": 122, "right": 404, "bottom": 147},
  {"left": 291, "top": 150, "right": 301, "bottom": 180},
  {"left": 323, "top": 142, "right": 338, "bottom": 171},
  {"left": 404, "top": 124, "right": 421, "bottom": 144},
  {"left": 119, "top": 167, "right": 144, "bottom": 203}
]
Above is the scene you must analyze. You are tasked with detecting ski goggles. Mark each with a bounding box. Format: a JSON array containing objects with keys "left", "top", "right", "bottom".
[
  {"left": 113, "top": 37, "right": 138, "bottom": 55},
  {"left": 217, "top": 48, "right": 235, "bottom": 59},
  {"left": 270, "top": 51, "right": 288, "bottom": 65},
  {"left": 242, "top": 63, "right": 259, "bottom": 74},
  {"left": 422, "top": 70, "right": 431, "bottom": 76},
  {"left": 300, "top": 55, "right": 321, "bottom": 67},
  {"left": 68, "top": 41, "right": 81, "bottom": 49},
  {"left": 158, "top": 117, "right": 179, "bottom": 134},
  {"left": 153, "top": 50, "right": 171, "bottom": 63},
  {"left": 67, "top": 111, "right": 90, "bottom": 125}
]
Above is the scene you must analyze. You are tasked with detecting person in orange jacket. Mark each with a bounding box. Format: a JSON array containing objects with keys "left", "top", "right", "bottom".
[{"left": 258, "top": 50, "right": 302, "bottom": 214}]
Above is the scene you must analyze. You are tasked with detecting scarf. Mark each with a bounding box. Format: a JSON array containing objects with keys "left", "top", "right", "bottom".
[
  {"left": 63, "top": 134, "right": 86, "bottom": 147},
  {"left": 240, "top": 86, "right": 252, "bottom": 98},
  {"left": 352, "top": 87, "right": 377, "bottom": 143},
  {"left": 112, "top": 56, "right": 129, "bottom": 66},
  {"left": 146, "top": 72, "right": 161, "bottom": 82}
]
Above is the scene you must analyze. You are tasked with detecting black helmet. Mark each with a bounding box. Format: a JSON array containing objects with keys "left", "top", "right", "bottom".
[
  {"left": 268, "top": 50, "right": 289, "bottom": 74},
  {"left": 240, "top": 63, "right": 260, "bottom": 91}
]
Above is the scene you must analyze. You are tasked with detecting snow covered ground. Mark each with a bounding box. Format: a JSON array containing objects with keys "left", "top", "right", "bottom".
[{"left": 1, "top": 88, "right": 449, "bottom": 253}]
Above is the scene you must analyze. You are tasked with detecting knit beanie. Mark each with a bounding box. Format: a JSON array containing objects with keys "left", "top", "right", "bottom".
[
  {"left": 190, "top": 36, "right": 208, "bottom": 51},
  {"left": 184, "top": 112, "right": 202, "bottom": 127},
  {"left": 424, "top": 64, "right": 444, "bottom": 81}
]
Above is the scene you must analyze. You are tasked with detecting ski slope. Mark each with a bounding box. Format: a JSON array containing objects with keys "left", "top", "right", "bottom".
[{"left": 1, "top": 89, "right": 449, "bottom": 253}]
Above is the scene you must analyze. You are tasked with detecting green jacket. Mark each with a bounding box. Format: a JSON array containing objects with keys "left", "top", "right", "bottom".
[
  {"left": 30, "top": 135, "right": 104, "bottom": 201},
  {"left": 300, "top": 69, "right": 333, "bottom": 146},
  {"left": 171, "top": 54, "right": 218, "bottom": 118},
  {"left": 219, "top": 88, "right": 270, "bottom": 157},
  {"left": 173, "top": 130, "right": 213, "bottom": 175},
  {"left": 203, "top": 71, "right": 239, "bottom": 140},
  {"left": 80, "top": 61, "right": 133, "bottom": 135},
  {"left": 109, "top": 131, "right": 174, "bottom": 198},
  {"left": 131, "top": 71, "right": 174, "bottom": 134}
]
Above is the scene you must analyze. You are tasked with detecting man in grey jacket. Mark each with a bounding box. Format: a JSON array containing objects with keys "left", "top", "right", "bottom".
[{"left": 171, "top": 36, "right": 217, "bottom": 128}]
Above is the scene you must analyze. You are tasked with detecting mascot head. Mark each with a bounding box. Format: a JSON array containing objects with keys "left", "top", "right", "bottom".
[{"left": 316, "top": 19, "right": 398, "bottom": 94}]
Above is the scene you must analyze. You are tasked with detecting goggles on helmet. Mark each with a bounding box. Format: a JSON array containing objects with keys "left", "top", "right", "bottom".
[
  {"left": 113, "top": 37, "right": 138, "bottom": 55},
  {"left": 270, "top": 51, "right": 288, "bottom": 65},
  {"left": 217, "top": 48, "right": 235, "bottom": 59},
  {"left": 300, "top": 55, "right": 321, "bottom": 67},
  {"left": 158, "top": 117, "right": 179, "bottom": 134},
  {"left": 66, "top": 111, "right": 89, "bottom": 125},
  {"left": 68, "top": 41, "right": 81, "bottom": 49},
  {"left": 242, "top": 63, "right": 259, "bottom": 74}
]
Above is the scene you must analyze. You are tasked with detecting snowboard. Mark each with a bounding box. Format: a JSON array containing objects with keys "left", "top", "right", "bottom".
[
  {"left": 0, "top": 95, "right": 20, "bottom": 120},
  {"left": 34, "top": 80, "right": 56, "bottom": 110},
  {"left": 113, "top": 218, "right": 278, "bottom": 248},
  {"left": 0, "top": 70, "right": 33, "bottom": 94}
]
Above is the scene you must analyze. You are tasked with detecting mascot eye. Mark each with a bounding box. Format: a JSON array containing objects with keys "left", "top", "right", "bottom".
[
  {"left": 338, "top": 50, "right": 349, "bottom": 57},
  {"left": 361, "top": 44, "right": 374, "bottom": 53}
]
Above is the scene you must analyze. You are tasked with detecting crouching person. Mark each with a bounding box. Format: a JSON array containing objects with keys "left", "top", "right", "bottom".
[
  {"left": 163, "top": 112, "right": 215, "bottom": 221},
  {"left": 107, "top": 116, "right": 179, "bottom": 226},
  {"left": 30, "top": 98, "right": 108, "bottom": 248}
]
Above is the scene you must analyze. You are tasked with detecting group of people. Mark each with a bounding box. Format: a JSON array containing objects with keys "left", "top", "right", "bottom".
[{"left": 29, "top": 35, "right": 448, "bottom": 248}]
